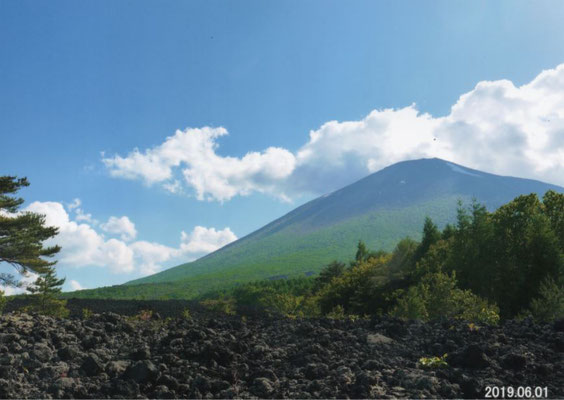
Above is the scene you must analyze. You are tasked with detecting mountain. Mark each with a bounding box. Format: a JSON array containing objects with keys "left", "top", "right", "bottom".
[{"left": 70, "top": 158, "right": 564, "bottom": 299}]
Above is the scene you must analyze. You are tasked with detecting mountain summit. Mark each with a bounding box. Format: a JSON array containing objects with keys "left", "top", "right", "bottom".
[{"left": 125, "top": 158, "right": 563, "bottom": 296}]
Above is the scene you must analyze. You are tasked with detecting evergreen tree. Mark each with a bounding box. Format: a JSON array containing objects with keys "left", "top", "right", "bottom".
[
  {"left": 413, "top": 217, "right": 441, "bottom": 264},
  {"left": 355, "top": 240, "right": 368, "bottom": 263},
  {"left": 0, "top": 176, "right": 61, "bottom": 287},
  {"left": 26, "top": 266, "right": 69, "bottom": 317},
  {"left": 388, "top": 237, "right": 418, "bottom": 278},
  {"left": 450, "top": 199, "right": 494, "bottom": 297},
  {"left": 491, "top": 194, "right": 562, "bottom": 317}
]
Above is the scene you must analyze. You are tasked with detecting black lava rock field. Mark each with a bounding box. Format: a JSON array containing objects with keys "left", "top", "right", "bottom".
[{"left": 0, "top": 299, "right": 563, "bottom": 399}]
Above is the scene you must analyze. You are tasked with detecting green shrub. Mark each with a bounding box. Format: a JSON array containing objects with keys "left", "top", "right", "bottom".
[
  {"left": 263, "top": 293, "right": 304, "bottom": 317},
  {"left": 390, "top": 271, "right": 499, "bottom": 324},
  {"left": 327, "top": 305, "right": 346, "bottom": 319},
  {"left": 419, "top": 354, "right": 448, "bottom": 368},
  {"left": 23, "top": 298, "right": 69, "bottom": 318},
  {"left": 390, "top": 286, "right": 428, "bottom": 321},
  {"left": 26, "top": 267, "right": 69, "bottom": 318},
  {"left": 300, "top": 295, "right": 322, "bottom": 318},
  {"left": 200, "top": 298, "right": 236, "bottom": 315},
  {"left": 82, "top": 308, "right": 94, "bottom": 319},
  {"left": 317, "top": 255, "right": 392, "bottom": 315},
  {"left": 453, "top": 289, "right": 500, "bottom": 325},
  {"left": 182, "top": 308, "right": 192, "bottom": 319},
  {"left": 126, "top": 309, "right": 153, "bottom": 321},
  {"left": 313, "top": 261, "right": 346, "bottom": 291}
]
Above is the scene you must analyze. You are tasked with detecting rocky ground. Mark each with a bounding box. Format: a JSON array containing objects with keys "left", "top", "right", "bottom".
[{"left": 0, "top": 299, "right": 563, "bottom": 399}]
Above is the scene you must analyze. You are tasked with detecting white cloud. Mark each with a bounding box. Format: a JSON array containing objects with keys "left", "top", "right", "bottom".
[
  {"left": 100, "top": 216, "right": 137, "bottom": 241},
  {"left": 293, "top": 64, "right": 564, "bottom": 191},
  {"left": 102, "top": 63, "right": 564, "bottom": 198},
  {"left": 179, "top": 226, "right": 238, "bottom": 255},
  {"left": 291, "top": 105, "right": 442, "bottom": 192},
  {"left": 65, "top": 198, "right": 98, "bottom": 224},
  {"left": 163, "top": 180, "right": 182, "bottom": 194},
  {"left": 8, "top": 200, "right": 238, "bottom": 279},
  {"left": 103, "top": 127, "right": 296, "bottom": 202},
  {"left": 24, "top": 201, "right": 135, "bottom": 274},
  {"left": 67, "top": 198, "right": 81, "bottom": 211},
  {"left": 69, "top": 280, "right": 85, "bottom": 291},
  {"left": 75, "top": 209, "right": 97, "bottom": 224},
  {"left": 129, "top": 226, "right": 238, "bottom": 276},
  {"left": 130, "top": 241, "right": 177, "bottom": 276}
]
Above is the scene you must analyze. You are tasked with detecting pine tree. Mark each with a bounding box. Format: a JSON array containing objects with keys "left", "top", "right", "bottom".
[
  {"left": 0, "top": 176, "right": 61, "bottom": 287},
  {"left": 26, "top": 266, "right": 69, "bottom": 317},
  {"left": 355, "top": 240, "right": 368, "bottom": 263},
  {"left": 413, "top": 217, "right": 441, "bottom": 264}
]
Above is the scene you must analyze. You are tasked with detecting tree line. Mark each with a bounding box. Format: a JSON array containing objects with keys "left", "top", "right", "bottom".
[{"left": 203, "top": 192, "right": 564, "bottom": 323}]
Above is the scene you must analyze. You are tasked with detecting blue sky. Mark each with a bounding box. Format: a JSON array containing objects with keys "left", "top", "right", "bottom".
[{"left": 2, "top": 1, "right": 564, "bottom": 291}]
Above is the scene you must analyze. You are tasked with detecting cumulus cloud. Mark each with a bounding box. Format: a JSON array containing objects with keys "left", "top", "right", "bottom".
[
  {"left": 103, "top": 63, "right": 564, "bottom": 198},
  {"left": 4, "top": 201, "right": 238, "bottom": 279},
  {"left": 130, "top": 241, "right": 177, "bottom": 276},
  {"left": 179, "top": 226, "right": 238, "bottom": 255},
  {"left": 291, "top": 106, "right": 442, "bottom": 193},
  {"left": 292, "top": 64, "right": 564, "bottom": 192},
  {"left": 24, "top": 201, "right": 136, "bottom": 273},
  {"left": 100, "top": 216, "right": 137, "bottom": 241},
  {"left": 103, "top": 127, "right": 296, "bottom": 202},
  {"left": 129, "top": 226, "right": 237, "bottom": 276}
]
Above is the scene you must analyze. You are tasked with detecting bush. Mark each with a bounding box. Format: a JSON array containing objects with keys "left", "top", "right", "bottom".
[
  {"left": 390, "top": 286, "right": 428, "bottom": 321},
  {"left": 200, "top": 298, "right": 236, "bottom": 315},
  {"left": 314, "top": 261, "right": 346, "bottom": 291},
  {"left": 23, "top": 298, "right": 70, "bottom": 318},
  {"left": 182, "top": 308, "right": 192, "bottom": 319},
  {"left": 419, "top": 354, "right": 448, "bottom": 368},
  {"left": 82, "top": 308, "right": 94, "bottom": 319},
  {"left": 126, "top": 309, "right": 155, "bottom": 323},
  {"left": 317, "top": 255, "right": 392, "bottom": 315},
  {"left": 299, "top": 295, "right": 322, "bottom": 318},
  {"left": 390, "top": 271, "right": 499, "bottom": 324},
  {"left": 453, "top": 289, "right": 500, "bottom": 325},
  {"left": 326, "top": 305, "right": 346, "bottom": 319},
  {"left": 263, "top": 293, "right": 304, "bottom": 317}
]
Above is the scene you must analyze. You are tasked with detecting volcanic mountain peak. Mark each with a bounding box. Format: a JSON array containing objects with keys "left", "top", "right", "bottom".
[{"left": 123, "top": 158, "right": 562, "bottom": 295}]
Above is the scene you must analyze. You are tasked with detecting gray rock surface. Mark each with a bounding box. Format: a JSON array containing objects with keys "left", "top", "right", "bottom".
[{"left": 0, "top": 301, "right": 562, "bottom": 398}]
